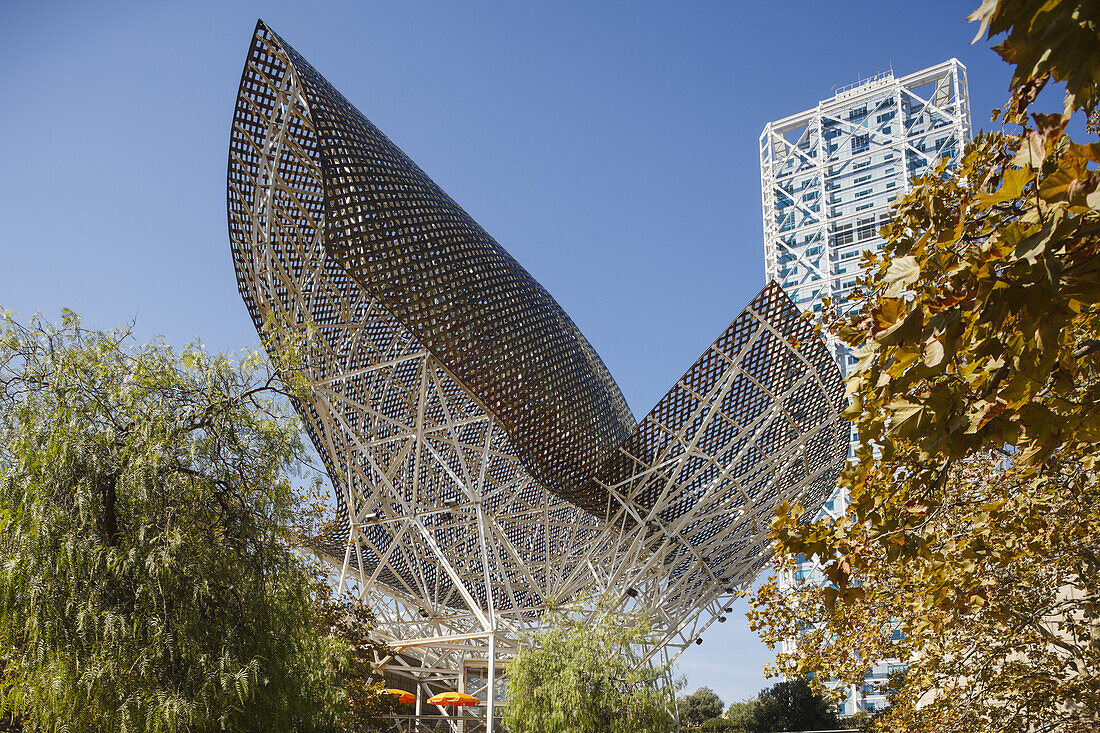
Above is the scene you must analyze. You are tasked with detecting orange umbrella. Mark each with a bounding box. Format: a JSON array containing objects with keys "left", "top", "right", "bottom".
[
  {"left": 427, "top": 691, "right": 481, "bottom": 707},
  {"left": 384, "top": 688, "right": 416, "bottom": 704}
]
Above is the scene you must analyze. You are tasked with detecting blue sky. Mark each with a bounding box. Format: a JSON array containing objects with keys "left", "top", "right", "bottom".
[{"left": 2, "top": 0, "right": 1018, "bottom": 706}]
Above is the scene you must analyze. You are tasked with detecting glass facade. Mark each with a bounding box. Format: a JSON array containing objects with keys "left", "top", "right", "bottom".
[{"left": 759, "top": 60, "right": 971, "bottom": 716}]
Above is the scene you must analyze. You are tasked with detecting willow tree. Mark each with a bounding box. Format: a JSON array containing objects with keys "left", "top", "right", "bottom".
[
  {"left": 0, "top": 311, "right": 388, "bottom": 732},
  {"left": 749, "top": 2, "right": 1100, "bottom": 731},
  {"left": 503, "top": 609, "right": 674, "bottom": 733}
]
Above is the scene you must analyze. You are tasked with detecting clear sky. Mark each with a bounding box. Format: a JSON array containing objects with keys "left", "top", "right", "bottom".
[{"left": 1, "top": 0, "right": 1018, "bottom": 707}]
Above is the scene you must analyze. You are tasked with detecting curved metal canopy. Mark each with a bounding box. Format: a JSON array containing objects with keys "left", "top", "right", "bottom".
[
  {"left": 256, "top": 25, "right": 636, "bottom": 510},
  {"left": 227, "top": 18, "right": 849, "bottom": 674}
]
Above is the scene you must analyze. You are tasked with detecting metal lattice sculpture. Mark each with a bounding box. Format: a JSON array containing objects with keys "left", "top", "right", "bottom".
[{"left": 228, "top": 19, "right": 848, "bottom": 726}]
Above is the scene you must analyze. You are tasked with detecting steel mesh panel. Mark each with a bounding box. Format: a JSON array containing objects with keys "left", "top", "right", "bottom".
[
  {"left": 227, "top": 23, "right": 606, "bottom": 613},
  {"left": 260, "top": 24, "right": 636, "bottom": 511},
  {"left": 594, "top": 282, "right": 849, "bottom": 591},
  {"left": 227, "top": 20, "right": 851, "bottom": 664}
]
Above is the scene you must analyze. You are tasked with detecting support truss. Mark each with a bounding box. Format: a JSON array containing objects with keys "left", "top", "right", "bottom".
[{"left": 228, "top": 20, "right": 849, "bottom": 731}]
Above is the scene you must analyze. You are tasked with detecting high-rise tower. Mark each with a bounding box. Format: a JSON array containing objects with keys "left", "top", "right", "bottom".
[
  {"left": 761, "top": 60, "right": 970, "bottom": 344},
  {"left": 759, "top": 60, "right": 971, "bottom": 716}
]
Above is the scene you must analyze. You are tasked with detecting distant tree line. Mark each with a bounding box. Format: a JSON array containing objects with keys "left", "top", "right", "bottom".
[{"left": 679, "top": 678, "right": 841, "bottom": 732}]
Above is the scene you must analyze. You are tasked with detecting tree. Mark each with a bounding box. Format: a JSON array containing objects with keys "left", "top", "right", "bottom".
[
  {"left": 725, "top": 697, "right": 760, "bottom": 731},
  {"left": 316, "top": 594, "right": 398, "bottom": 730},
  {"left": 679, "top": 686, "right": 725, "bottom": 725},
  {"left": 502, "top": 607, "right": 674, "bottom": 733},
  {"left": 0, "top": 311, "right": 391, "bottom": 732},
  {"left": 752, "top": 679, "right": 838, "bottom": 732},
  {"left": 749, "top": 2, "right": 1100, "bottom": 731}
]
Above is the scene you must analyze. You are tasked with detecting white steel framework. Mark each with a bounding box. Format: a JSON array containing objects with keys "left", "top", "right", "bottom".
[
  {"left": 760, "top": 61, "right": 972, "bottom": 717},
  {"left": 761, "top": 60, "right": 970, "bottom": 342}
]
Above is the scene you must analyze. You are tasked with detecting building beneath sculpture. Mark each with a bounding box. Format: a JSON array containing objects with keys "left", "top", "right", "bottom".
[{"left": 228, "top": 20, "right": 849, "bottom": 730}]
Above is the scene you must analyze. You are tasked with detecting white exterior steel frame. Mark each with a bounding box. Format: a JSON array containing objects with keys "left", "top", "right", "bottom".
[
  {"left": 761, "top": 60, "right": 970, "bottom": 343},
  {"left": 759, "top": 61, "right": 972, "bottom": 717},
  {"left": 229, "top": 20, "right": 849, "bottom": 731}
]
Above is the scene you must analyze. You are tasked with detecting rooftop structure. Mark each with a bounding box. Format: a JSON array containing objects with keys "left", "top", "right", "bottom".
[
  {"left": 228, "top": 20, "right": 849, "bottom": 729},
  {"left": 761, "top": 60, "right": 970, "bottom": 331},
  {"left": 760, "top": 61, "right": 972, "bottom": 716}
]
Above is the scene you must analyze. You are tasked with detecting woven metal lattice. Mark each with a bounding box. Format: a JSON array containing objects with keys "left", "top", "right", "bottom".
[
  {"left": 227, "top": 19, "right": 849, "bottom": 667},
  {"left": 593, "top": 282, "right": 849, "bottom": 615},
  {"left": 264, "top": 27, "right": 636, "bottom": 512},
  {"left": 227, "top": 24, "right": 610, "bottom": 614}
]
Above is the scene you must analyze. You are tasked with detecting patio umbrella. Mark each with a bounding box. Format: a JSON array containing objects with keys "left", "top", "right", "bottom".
[
  {"left": 383, "top": 688, "right": 416, "bottom": 704},
  {"left": 427, "top": 691, "right": 481, "bottom": 707}
]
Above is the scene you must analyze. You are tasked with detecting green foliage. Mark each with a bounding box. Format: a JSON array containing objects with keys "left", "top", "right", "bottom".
[
  {"left": 0, "top": 311, "right": 389, "bottom": 732},
  {"left": 502, "top": 607, "right": 674, "bottom": 733},
  {"left": 690, "top": 717, "right": 741, "bottom": 732},
  {"left": 684, "top": 682, "right": 833, "bottom": 733},
  {"left": 749, "top": 1, "right": 1100, "bottom": 731},
  {"left": 678, "top": 685, "right": 725, "bottom": 726},
  {"left": 724, "top": 697, "right": 760, "bottom": 731},
  {"left": 842, "top": 711, "right": 874, "bottom": 732},
  {"left": 752, "top": 679, "right": 838, "bottom": 732},
  {"left": 314, "top": 595, "right": 398, "bottom": 729}
]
